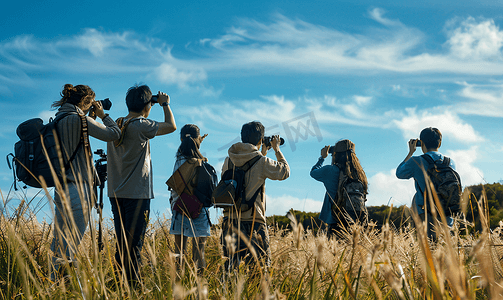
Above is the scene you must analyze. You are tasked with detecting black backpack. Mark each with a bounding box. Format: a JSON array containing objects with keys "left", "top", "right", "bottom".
[
  {"left": 211, "top": 155, "right": 262, "bottom": 212},
  {"left": 7, "top": 113, "right": 87, "bottom": 189},
  {"left": 193, "top": 161, "right": 218, "bottom": 207},
  {"left": 420, "top": 154, "right": 462, "bottom": 216},
  {"left": 332, "top": 171, "right": 367, "bottom": 215}
]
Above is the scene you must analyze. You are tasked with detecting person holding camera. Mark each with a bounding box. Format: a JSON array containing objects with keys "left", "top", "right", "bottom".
[
  {"left": 169, "top": 124, "right": 214, "bottom": 276},
  {"left": 310, "top": 139, "right": 368, "bottom": 239},
  {"left": 107, "top": 84, "right": 176, "bottom": 284},
  {"left": 220, "top": 121, "right": 290, "bottom": 270},
  {"left": 396, "top": 127, "right": 457, "bottom": 240},
  {"left": 50, "top": 84, "right": 120, "bottom": 280}
]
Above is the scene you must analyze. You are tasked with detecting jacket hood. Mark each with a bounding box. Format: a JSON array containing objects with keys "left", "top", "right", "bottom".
[
  {"left": 56, "top": 103, "right": 83, "bottom": 116},
  {"left": 228, "top": 142, "right": 262, "bottom": 167}
]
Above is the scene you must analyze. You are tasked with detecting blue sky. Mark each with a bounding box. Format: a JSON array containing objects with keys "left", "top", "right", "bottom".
[{"left": 1, "top": 0, "right": 503, "bottom": 222}]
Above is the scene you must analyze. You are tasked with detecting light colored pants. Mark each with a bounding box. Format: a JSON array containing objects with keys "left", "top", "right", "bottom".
[{"left": 51, "top": 182, "right": 92, "bottom": 264}]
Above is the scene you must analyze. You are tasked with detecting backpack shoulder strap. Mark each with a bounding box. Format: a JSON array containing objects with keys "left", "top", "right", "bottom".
[
  {"left": 114, "top": 117, "right": 137, "bottom": 147},
  {"left": 420, "top": 154, "right": 436, "bottom": 166},
  {"left": 240, "top": 155, "right": 261, "bottom": 172},
  {"left": 335, "top": 170, "right": 348, "bottom": 206},
  {"left": 51, "top": 112, "right": 86, "bottom": 168},
  {"left": 226, "top": 155, "right": 261, "bottom": 172},
  {"left": 63, "top": 113, "right": 90, "bottom": 169},
  {"left": 227, "top": 157, "right": 234, "bottom": 170}
]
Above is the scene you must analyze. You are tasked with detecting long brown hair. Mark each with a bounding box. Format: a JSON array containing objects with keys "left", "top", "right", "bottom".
[
  {"left": 333, "top": 141, "right": 368, "bottom": 194},
  {"left": 52, "top": 84, "right": 95, "bottom": 109},
  {"left": 176, "top": 124, "right": 206, "bottom": 161}
]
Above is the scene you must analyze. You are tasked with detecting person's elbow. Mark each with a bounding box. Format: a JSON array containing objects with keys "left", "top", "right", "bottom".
[
  {"left": 278, "top": 164, "right": 290, "bottom": 181},
  {"left": 395, "top": 168, "right": 409, "bottom": 180},
  {"left": 111, "top": 130, "right": 121, "bottom": 141},
  {"left": 156, "top": 123, "right": 177, "bottom": 136},
  {"left": 309, "top": 169, "right": 318, "bottom": 179},
  {"left": 166, "top": 123, "right": 177, "bottom": 134},
  {"left": 283, "top": 168, "right": 290, "bottom": 180},
  {"left": 95, "top": 129, "right": 121, "bottom": 142}
]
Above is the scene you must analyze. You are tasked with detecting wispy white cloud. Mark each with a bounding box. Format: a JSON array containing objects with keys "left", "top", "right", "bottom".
[
  {"left": 155, "top": 63, "right": 207, "bottom": 88},
  {"left": 393, "top": 107, "right": 484, "bottom": 144},
  {"left": 454, "top": 81, "right": 503, "bottom": 117},
  {"left": 368, "top": 8, "right": 403, "bottom": 27},
  {"left": 0, "top": 29, "right": 211, "bottom": 93},
  {"left": 179, "top": 95, "right": 299, "bottom": 131},
  {"left": 194, "top": 13, "right": 503, "bottom": 75},
  {"left": 3, "top": 13, "right": 503, "bottom": 95}
]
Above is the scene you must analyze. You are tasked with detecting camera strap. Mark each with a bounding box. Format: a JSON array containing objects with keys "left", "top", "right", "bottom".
[{"left": 56, "top": 113, "right": 89, "bottom": 171}]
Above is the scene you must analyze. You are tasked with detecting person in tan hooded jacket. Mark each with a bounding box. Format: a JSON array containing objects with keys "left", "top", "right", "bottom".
[{"left": 221, "top": 121, "right": 289, "bottom": 270}]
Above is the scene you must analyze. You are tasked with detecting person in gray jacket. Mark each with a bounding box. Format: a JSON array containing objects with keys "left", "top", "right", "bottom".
[{"left": 50, "top": 84, "right": 120, "bottom": 279}]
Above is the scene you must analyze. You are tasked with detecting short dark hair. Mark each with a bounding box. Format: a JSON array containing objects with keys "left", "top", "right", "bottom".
[
  {"left": 126, "top": 84, "right": 152, "bottom": 113},
  {"left": 241, "top": 121, "right": 264, "bottom": 146},
  {"left": 420, "top": 127, "right": 442, "bottom": 149}
]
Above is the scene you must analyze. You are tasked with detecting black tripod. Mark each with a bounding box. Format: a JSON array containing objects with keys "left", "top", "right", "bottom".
[{"left": 94, "top": 149, "right": 107, "bottom": 251}]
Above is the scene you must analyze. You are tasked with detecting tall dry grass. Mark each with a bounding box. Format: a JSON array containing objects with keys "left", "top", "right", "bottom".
[
  {"left": 3, "top": 137, "right": 503, "bottom": 299},
  {"left": 1, "top": 183, "right": 503, "bottom": 299}
]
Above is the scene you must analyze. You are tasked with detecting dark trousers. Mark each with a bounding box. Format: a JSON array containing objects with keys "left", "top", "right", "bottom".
[
  {"left": 110, "top": 197, "right": 150, "bottom": 283},
  {"left": 221, "top": 218, "right": 271, "bottom": 271}
]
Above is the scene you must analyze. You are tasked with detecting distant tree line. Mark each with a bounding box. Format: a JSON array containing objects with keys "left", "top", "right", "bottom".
[
  {"left": 267, "top": 182, "right": 503, "bottom": 233},
  {"left": 464, "top": 182, "right": 503, "bottom": 231}
]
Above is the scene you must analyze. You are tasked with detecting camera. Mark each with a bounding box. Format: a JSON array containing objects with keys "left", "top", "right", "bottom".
[
  {"left": 263, "top": 136, "right": 285, "bottom": 148},
  {"left": 95, "top": 98, "right": 112, "bottom": 110},
  {"left": 416, "top": 139, "right": 422, "bottom": 147},
  {"left": 151, "top": 95, "right": 159, "bottom": 103}
]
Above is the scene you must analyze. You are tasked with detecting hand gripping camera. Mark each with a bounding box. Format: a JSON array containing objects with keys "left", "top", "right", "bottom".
[
  {"left": 95, "top": 98, "right": 112, "bottom": 110},
  {"left": 263, "top": 136, "right": 285, "bottom": 148}
]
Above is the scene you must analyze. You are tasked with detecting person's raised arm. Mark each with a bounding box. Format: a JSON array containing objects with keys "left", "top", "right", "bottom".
[
  {"left": 260, "top": 135, "right": 289, "bottom": 180},
  {"left": 86, "top": 100, "right": 120, "bottom": 141},
  {"left": 402, "top": 139, "right": 418, "bottom": 163},
  {"left": 155, "top": 92, "right": 176, "bottom": 136}
]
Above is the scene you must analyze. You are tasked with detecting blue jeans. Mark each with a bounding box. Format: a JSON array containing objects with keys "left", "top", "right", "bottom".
[{"left": 110, "top": 197, "right": 150, "bottom": 282}]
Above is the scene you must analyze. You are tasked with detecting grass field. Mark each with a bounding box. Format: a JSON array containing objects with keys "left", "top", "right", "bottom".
[{"left": 1, "top": 183, "right": 503, "bottom": 300}]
